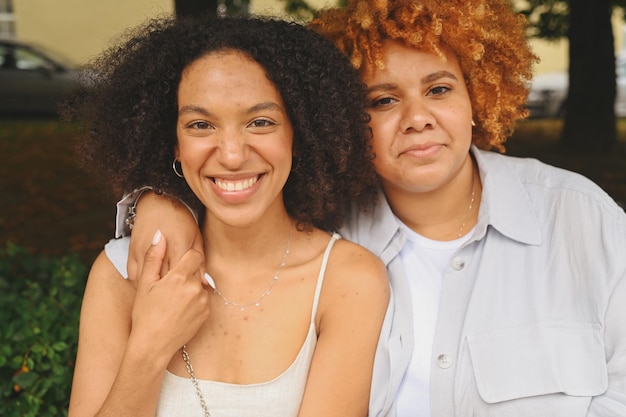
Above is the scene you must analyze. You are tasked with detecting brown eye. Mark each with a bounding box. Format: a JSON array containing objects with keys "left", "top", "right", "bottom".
[
  {"left": 370, "top": 97, "right": 397, "bottom": 108},
  {"left": 189, "top": 121, "right": 211, "bottom": 129},
  {"left": 428, "top": 86, "right": 451, "bottom": 96},
  {"left": 248, "top": 119, "right": 275, "bottom": 128}
]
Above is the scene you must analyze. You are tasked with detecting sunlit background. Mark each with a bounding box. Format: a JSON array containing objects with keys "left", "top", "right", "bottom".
[{"left": 2, "top": 0, "right": 626, "bottom": 74}]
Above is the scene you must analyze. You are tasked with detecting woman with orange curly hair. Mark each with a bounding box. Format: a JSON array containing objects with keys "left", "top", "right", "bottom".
[
  {"left": 116, "top": 0, "right": 626, "bottom": 416},
  {"left": 308, "top": 1, "right": 625, "bottom": 416}
]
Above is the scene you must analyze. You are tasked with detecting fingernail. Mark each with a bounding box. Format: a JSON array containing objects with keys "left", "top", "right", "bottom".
[
  {"left": 203, "top": 272, "right": 216, "bottom": 289},
  {"left": 151, "top": 230, "right": 162, "bottom": 245}
]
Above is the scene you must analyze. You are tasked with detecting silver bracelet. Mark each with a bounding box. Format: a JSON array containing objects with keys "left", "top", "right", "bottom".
[{"left": 124, "top": 187, "right": 161, "bottom": 230}]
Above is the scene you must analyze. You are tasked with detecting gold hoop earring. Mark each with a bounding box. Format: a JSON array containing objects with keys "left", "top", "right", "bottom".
[{"left": 172, "top": 158, "right": 184, "bottom": 178}]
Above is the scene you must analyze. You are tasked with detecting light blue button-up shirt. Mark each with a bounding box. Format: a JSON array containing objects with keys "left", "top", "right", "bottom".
[{"left": 340, "top": 147, "right": 626, "bottom": 417}]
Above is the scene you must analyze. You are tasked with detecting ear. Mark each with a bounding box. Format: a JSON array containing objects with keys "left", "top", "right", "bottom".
[{"left": 291, "top": 142, "right": 297, "bottom": 158}]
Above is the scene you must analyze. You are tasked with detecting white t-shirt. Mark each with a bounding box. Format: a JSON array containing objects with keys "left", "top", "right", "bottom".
[{"left": 394, "top": 219, "right": 473, "bottom": 417}]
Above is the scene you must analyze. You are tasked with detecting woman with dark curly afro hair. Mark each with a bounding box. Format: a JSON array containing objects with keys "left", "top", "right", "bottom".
[
  {"left": 64, "top": 15, "right": 390, "bottom": 417},
  {"left": 112, "top": 1, "right": 626, "bottom": 416}
]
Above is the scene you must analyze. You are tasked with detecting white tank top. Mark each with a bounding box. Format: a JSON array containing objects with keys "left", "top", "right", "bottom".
[{"left": 104, "top": 232, "right": 341, "bottom": 417}]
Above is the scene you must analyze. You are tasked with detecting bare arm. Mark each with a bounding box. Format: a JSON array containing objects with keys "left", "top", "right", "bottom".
[
  {"left": 68, "top": 232, "right": 210, "bottom": 417},
  {"left": 127, "top": 192, "right": 203, "bottom": 283},
  {"left": 298, "top": 240, "right": 390, "bottom": 417}
]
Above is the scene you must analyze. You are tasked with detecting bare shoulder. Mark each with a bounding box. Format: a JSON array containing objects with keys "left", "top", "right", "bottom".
[
  {"left": 299, "top": 234, "right": 388, "bottom": 417},
  {"left": 319, "top": 235, "right": 389, "bottom": 312},
  {"left": 76, "top": 250, "right": 135, "bottom": 372},
  {"left": 329, "top": 236, "right": 388, "bottom": 283},
  {"left": 90, "top": 249, "right": 122, "bottom": 276},
  {"left": 83, "top": 250, "right": 135, "bottom": 311}
]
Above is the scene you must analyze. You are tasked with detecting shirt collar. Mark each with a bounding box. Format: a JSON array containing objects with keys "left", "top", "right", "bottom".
[
  {"left": 344, "top": 189, "right": 406, "bottom": 263},
  {"left": 342, "top": 147, "right": 543, "bottom": 257},
  {"left": 472, "top": 146, "right": 543, "bottom": 246}
]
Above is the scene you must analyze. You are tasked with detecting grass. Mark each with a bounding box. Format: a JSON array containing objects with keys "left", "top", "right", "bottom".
[{"left": 1, "top": 118, "right": 625, "bottom": 264}]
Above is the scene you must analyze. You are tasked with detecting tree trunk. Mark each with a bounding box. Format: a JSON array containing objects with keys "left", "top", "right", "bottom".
[
  {"left": 561, "top": 0, "right": 616, "bottom": 153},
  {"left": 175, "top": 0, "right": 219, "bottom": 18}
]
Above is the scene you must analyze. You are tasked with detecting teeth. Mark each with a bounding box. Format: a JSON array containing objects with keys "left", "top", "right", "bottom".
[{"left": 214, "top": 176, "right": 258, "bottom": 191}]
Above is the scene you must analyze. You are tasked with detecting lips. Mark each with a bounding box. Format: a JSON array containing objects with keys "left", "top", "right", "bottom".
[
  {"left": 213, "top": 175, "right": 259, "bottom": 192},
  {"left": 400, "top": 142, "right": 443, "bottom": 157}
]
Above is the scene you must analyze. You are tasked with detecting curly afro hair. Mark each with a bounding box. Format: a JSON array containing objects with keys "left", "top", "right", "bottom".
[
  {"left": 310, "top": 0, "right": 539, "bottom": 151},
  {"left": 62, "top": 15, "right": 379, "bottom": 232}
]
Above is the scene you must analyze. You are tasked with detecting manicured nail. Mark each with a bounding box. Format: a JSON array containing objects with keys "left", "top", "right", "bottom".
[
  {"left": 204, "top": 272, "right": 216, "bottom": 289},
  {"left": 151, "top": 229, "right": 162, "bottom": 245}
]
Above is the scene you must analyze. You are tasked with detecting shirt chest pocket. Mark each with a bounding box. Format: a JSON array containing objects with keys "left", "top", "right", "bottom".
[{"left": 467, "top": 322, "right": 607, "bottom": 404}]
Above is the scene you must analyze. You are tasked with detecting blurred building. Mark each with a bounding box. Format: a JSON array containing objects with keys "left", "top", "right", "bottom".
[
  {"left": 3, "top": 0, "right": 625, "bottom": 73},
  {"left": 4, "top": 0, "right": 176, "bottom": 64},
  {"left": 4, "top": 0, "right": 336, "bottom": 65}
]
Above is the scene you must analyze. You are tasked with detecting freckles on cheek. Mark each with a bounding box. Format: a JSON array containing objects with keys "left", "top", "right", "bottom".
[{"left": 177, "top": 142, "right": 210, "bottom": 170}]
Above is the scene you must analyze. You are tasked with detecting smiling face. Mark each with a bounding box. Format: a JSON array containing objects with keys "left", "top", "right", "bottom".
[
  {"left": 176, "top": 50, "right": 294, "bottom": 228},
  {"left": 362, "top": 40, "right": 474, "bottom": 202}
]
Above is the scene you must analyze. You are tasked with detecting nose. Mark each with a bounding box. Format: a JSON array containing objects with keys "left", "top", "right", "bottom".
[
  {"left": 217, "top": 132, "right": 248, "bottom": 169},
  {"left": 400, "top": 99, "right": 436, "bottom": 134}
]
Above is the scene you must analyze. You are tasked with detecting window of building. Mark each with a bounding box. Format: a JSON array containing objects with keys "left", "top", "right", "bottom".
[{"left": 0, "top": 0, "right": 15, "bottom": 38}]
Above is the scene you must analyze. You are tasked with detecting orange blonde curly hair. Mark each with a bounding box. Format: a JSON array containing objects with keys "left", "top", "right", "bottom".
[{"left": 310, "top": 0, "right": 539, "bottom": 151}]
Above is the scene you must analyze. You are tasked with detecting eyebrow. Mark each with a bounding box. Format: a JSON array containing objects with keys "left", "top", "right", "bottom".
[
  {"left": 367, "top": 70, "right": 460, "bottom": 94},
  {"left": 178, "top": 101, "right": 283, "bottom": 116},
  {"left": 247, "top": 101, "right": 283, "bottom": 114},
  {"left": 178, "top": 105, "right": 211, "bottom": 116},
  {"left": 367, "top": 83, "right": 398, "bottom": 94},
  {"left": 421, "top": 70, "right": 459, "bottom": 84}
]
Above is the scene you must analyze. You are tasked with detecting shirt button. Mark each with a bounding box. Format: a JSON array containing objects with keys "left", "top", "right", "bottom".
[
  {"left": 451, "top": 257, "right": 465, "bottom": 270},
  {"left": 437, "top": 354, "right": 452, "bottom": 369}
]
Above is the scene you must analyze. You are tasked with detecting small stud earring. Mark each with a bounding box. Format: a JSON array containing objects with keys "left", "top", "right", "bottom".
[{"left": 471, "top": 119, "right": 476, "bottom": 127}]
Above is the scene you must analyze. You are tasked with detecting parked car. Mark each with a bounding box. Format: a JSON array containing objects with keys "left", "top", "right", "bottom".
[
  {"left": 0, "top": 39, "right": 83, "bottom": 116},
  {"left": 526, "top": 55, "right": 626, "bottom": 118}
]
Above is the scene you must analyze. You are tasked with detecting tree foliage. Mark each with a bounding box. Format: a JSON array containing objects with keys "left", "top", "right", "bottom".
[
  {"left": 175, "top": 0, "right": 250, "bottom": 19},
  {"left": 517, "top": 0, "right": 570, "bottom": 40},
  {"left": 175, "top": 0, "right": 319, "bottom": 21},
  {"left": 517, "top": 0, "right": 626, "bottom": 40},
  {"left": 175, "top": 0, "right": 218, "bottom": 18},
  {"left": 280, "top": 0, "right": 317, "bottom": 21}
]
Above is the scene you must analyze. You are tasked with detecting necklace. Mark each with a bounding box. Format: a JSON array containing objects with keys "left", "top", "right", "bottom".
[
  {"left": 207, "top": 226, "right": 293, "bottom": 311},
  {"left": 181, "top": 226, "right": 294, "bottom": 416},
  {"left": 457, "top": 167, "right": 477, "bottom": 238}
]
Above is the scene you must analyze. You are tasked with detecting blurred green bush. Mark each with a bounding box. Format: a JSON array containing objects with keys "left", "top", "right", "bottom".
[{"left": 0, "top": 243, "right": 87, "bottom": 416}]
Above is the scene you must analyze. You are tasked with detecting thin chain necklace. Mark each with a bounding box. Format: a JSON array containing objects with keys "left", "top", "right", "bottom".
[
  {"left": 457, "top": 167, "right": 477, "bottom": 238},
  {"left": 181, "top": 226, "right": 294, "bottom": 416},
  {"left": 207, "top": 226, "right": 293, "bottom": 311}
]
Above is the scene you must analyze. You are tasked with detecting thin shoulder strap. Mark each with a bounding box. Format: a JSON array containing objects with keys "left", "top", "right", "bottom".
[{"left": 310, "top": 232, "right": 342, "bottom": 322}]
